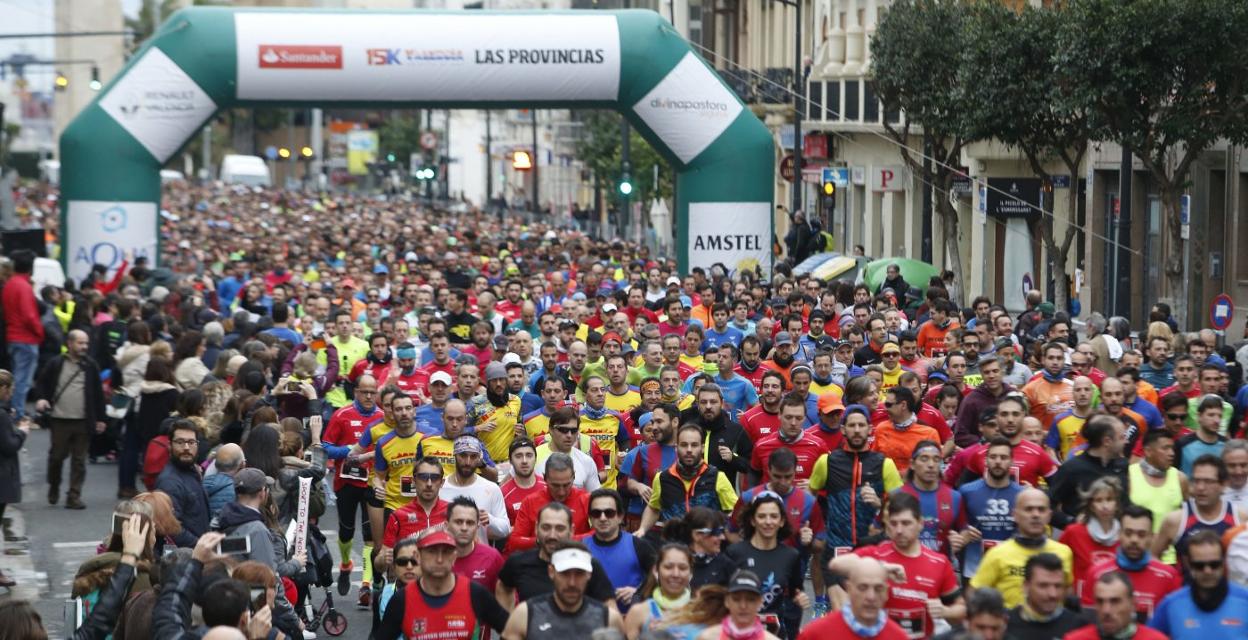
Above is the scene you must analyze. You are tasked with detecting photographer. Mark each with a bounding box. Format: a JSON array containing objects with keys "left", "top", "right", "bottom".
[{"left": 152, "top": 532, "right": 274, "bottom": 640}]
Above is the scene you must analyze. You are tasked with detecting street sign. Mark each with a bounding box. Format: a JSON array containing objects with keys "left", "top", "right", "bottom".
[
  {"left": 822, "top": 167, "right": 849, "bottom": 187},
  {"left": 1051, "top": 175, "right": 1071, "bottom": 188},
  {"left": 780, "top": 155, "right": 797, "bottom": 182},
  {"left": 986, "top": 178, "right": 1042, "bottom": 219},
  {"left": 1181, "top": 194, "right": 1191, "bottom": 240},
  {"left": 1210, "top": 293, "right": 1234, "bottom": 330},
  {"left": 420, "top": 131, "right": 438, "bottom": 151}
]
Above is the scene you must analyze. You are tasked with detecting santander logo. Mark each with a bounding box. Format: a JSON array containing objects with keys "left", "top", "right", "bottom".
[{"left": 258, "top": 45, "right": 343, "bottom": 69}]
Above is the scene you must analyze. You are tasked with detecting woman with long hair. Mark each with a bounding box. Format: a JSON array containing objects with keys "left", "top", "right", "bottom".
[
  {"left": 72, "top": 500, "right": 156, "bottom": 609},
  {"left": 625, "top": 544, "right": 694, "bottom": 640},
  {"left": 1058, "top": 476, "right": 1123, "bottom": 588},
  {"left": 241, "top": 423, "right": 284, "bottom": 479},
  {"left": 132, "top": 491, "right": 184, "bottom": 557},
  {"left": 724, "top": 495, "right": 809, "bottom": 640},
  {"left": 173, "top": 330, "right": 211, "bottom": 390},
  {"left": 127, "top": 357, "right": 179, "bottom": 496},
  {"left": 0, "top": 370, "right": 26, "bottom": 588},
  {"left": 672, "top": 572, "right": 780, "bottom": 640},
  {"left": 662, "top": 506, "right": 735, "bottom": 591}
]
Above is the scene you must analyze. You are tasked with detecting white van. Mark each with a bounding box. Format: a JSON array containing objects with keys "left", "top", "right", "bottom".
[
  {"left": 32, "top": 257, "right": 66, "bottom": 291},
  {"left": 219, "top": 154, "right": 271, "bottom": 187}
]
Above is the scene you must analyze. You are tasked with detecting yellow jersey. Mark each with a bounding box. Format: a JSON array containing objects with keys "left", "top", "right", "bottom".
[
  {"left": 579, "top": 409, "right": 627, "bottom": 489},
  {"left": 971, "top": 538, "right": 1073, "bottom": 609},
  {"left": 467, "top": 394, "right": 522, "bottom": 463},
  {"left": 374, "top": 429, "right": 424, "bottom": 511}
]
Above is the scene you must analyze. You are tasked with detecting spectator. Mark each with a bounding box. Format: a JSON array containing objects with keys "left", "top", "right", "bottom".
[
  {"left": 155, "top": 419, "right": 211, "bottom": 547},
  {"left": 204, "top": 443, "right": 244, "bottom": 518},
  {"left": 35, "top": 329, "right": 106, "bottom": 509},
  {"left": 0, "top": 369, "right": 27, "bottom": 588},
  {"left": 3, "top": 250, "right": 44, "bottom": 424}
]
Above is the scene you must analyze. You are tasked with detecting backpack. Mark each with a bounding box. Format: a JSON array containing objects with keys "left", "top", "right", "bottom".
[
  {"left": 304, "top": 526, "right": 334, "bottom": 588},
  {"left": 142, "top": 435, "right": 171, "bottom": 490}
]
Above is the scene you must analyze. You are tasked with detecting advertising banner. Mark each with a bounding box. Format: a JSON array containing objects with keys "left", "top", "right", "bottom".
[
  {"left": 235, "top": 12, "right": 621, "bottom": 102},
  {"left": 65, "top": 201, "right": 158, "bottom": 284},
  {"left": 986, "top": 178, "right": 1042, "bottom": 219},
  {"left": 98, "top": 48, "right": 218, "bottom": 163},
  {"left": 346, "top": 130, "right": 378, "bottom": 176},
  {"left": 688, "top": 202, "right": 771, "bottom": 277},
  {"left": 633, "top": 53, "right": 743, "bottom": 164}
]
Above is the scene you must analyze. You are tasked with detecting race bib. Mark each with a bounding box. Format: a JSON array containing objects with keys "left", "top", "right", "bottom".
[
  {"left": 400, "top": 476, "right": 417, "bottom": 497},
  {"left": 341, "top": 462, "right": 368, "bottom": 481},
  {"left": 889, "top": 608, "right": 926, "bottom": 639}
]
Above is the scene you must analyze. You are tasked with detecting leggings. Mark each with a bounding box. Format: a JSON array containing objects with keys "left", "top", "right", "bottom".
[{"left": 335, "top": 483, "right": 373, "bottom": 542}]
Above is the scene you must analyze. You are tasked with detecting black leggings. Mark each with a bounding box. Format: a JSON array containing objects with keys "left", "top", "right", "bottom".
[{"left": 335, "top": 484, "right": 373, "bottom": 543}]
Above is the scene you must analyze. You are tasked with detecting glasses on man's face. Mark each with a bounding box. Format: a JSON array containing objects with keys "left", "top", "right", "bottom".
[
  {"left": 393, "top": 557, "right": 418, "bottom": 567},
  {"left": 172, "top": 438, "right": 198, "bottom": 448},
  {"left": 1189, "top": 559, "right": 1223, "bottom": 572},
  {"left": 882, "top": 401, "right": 895, "bottom": 408},
  {"left": 552, "top": 426, "right": 578, "bottom": 435},
  {"left": 415, "top": 473, "right": 442, "bottom": 483},
  {"left": 589, "top": 508, "right": 619, "bottom": 519},
  {"left": 1166, "top": 412, "right": 1187, "bottom": 421},
  {"left": 693, "top": 527, "right": 725, "bottom": 537}
]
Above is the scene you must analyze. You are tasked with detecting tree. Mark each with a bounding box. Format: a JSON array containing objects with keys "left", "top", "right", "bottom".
[
  {"left": 870, "top": 0, "right": 979, "bottom": 303},
  {"left": 125, "top": 0, "right": 223, "bottom": 53},
  {"left": 378, "top": 114, "right": 423, "bottom": 170},
  {"left": 1055, "top": 0, "right": 1248, "bottom": 327},
  {"left": 574, "top": 110, "right": 674, "bottom": 205},
  {"left": 961, "top": 4, "right": 1093, "bottom": 313}
]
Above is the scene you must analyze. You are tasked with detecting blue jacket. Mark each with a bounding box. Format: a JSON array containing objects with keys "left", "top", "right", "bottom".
[
  {"left": 155, "top": 462, "right": 210, "bottom": 548},
  {"left": 202, "top": 472, "right": 235, "bottom": 519}
]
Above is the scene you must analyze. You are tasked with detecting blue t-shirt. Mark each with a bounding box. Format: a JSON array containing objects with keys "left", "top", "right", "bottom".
[
  {"left": 1128, "top": 397, "right": 1165, "bottom": 432},
  {"left": 702, "top": 326, "right": 744, "bottom": 351},
  {"left": 957, "top": 479, "right": 1022, "bottom": 577},
  {"left": 414, "top": 405, "right": 445, "bottom": 437},
  {"left": 1179, "top": 437, "right": 1226, "bottom": 476},
  {"left": 262, "top": 327, "right": 302, "bottom": 347},
  {"left": 419, "top": 346, "right": 462, "bottom": 366},
  {"left": 682, "top": 374, "right": 758, "bottom": 420},
  {"left": 908, "top": 485, "right": 964, "bottom": 553},
  {"left": 620, "top": 444, "right": 677, "bottom": 515},
  {"left": 1149, "top": 584, "right": 1248, "bottom": 639}
]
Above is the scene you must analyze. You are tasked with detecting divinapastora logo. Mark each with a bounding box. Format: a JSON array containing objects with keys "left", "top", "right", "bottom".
[{"left": 258, "top": 45, "right": 343, "bottom": 69}]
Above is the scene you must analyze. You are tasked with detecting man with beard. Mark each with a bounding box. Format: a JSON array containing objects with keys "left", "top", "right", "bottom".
[
  {"left": 467, "top": 361, "right": 523, "bottom": 464},
  {"left": 380, "top": 457, "right": 448, "bottom": 567},
  {"left": 579, "top": 376, "right": 629, "bottom": 489},
  {"left": 637, "top": 423, "right": 738, "bottom": 537},
  {"left": 957, "top": 437, "right": 1022, "bottom": 580},
  {"left": 438, "top": 435, "right": 511, "bottom": 544},
  {"left": 761, "top": 331, "right": 798, "bottom": 388},
  {"left": 500, "top": 539, "right": 625, "bottom": 637},
  {"left": 1022, "top": 341, "right": 1075, "bottom": 428},
  {"left": 955, "top": 356, "right": 1016, "bottom": 448},
  {"left": 808, "top": 405, "right": 903, "bottom": 552},
  {"left": 1148, "top": 530, "right": 1248, "bottom": 638},
  {"left": 462, "top": 321, "right": 496, "bottom": 373},
  {"left": 375, "top": 529, "right": 510, "bottom": 640},
  {"left": 447, "top": 496, "right": 507, "bottom": 592},
  {"left": 750, "top": 395, "right": 828, "bottom": 485},
  {"left": 156, "top": 419, "right": 211, "bottom": 547},
  {"left": 959, "top": 395, "right": 1057, "bottom": 489},
  {"left": 501, "top": 438, "right": 546, "bottom": 524},
  {"left": 688, "top": 383, "right": 753, "bottom": 486},
  {"left": 1047, "top": 414, "right": 1128, "bottom": 528},
  {"left": 389, "top": 342, "right": 428, "bottom": 397},
  {"left": 658, "top": 365, "right": 686, "bottom": 408},
  {"left": 1068, "top": 572, "right": 1169, "bottom": 640},
  {"left": 1080, "top": 504, "right": 1182, "bottom": 621},
  {"left": 621, "top": 404, "right": 680, "bottom": 529},
  {"left": 828, "top": 492, "right": 964, "bottom": 639},
  {"left": 740, "top": 370, "right": 785, "bottom": 442},
  {"left": 734, "top": 335, "right": 769, "bottom": 392},
  {"left": 507, "top": 453, "right": 593, "bottom": 553},
  {"left": 443, "top": 289, "right": 479, "bottom": 345}
]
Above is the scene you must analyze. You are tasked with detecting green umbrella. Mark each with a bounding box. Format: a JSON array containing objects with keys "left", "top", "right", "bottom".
[{"left": 863, "top": 258, "right": 939, "bottom": 293}]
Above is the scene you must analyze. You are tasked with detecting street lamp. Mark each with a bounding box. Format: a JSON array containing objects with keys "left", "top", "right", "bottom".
[
  {"left": 88, "top": 66, "right": 101, "bottom": 91},
  {"left": 277, "top": 147, "right": 291, "bottom": 159},
  {"left": 300, "top": 146, "right": 314, "bottom": 159}
]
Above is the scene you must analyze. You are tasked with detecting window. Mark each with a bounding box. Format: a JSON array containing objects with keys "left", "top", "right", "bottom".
[
  {"left": 808, "top": 81, "right": 823, "bottom": 121},
  {"left": 824, "top": 81, "right": 841, "bottom": 121},
  {"left": 845, "top": 80, "right": 860, "bottom": 122},
  {"left": 863, "top": 82, "right": 879, "bottom": 123}
]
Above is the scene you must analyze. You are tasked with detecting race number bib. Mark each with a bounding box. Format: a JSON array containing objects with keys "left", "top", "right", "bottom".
[
  {"left": 400, "top": 476, "right": 417, "bottom": 497},
  {"left": 889, "top": 608, "right": 926, "bottom": 639},
  {"left": 341, "top": 461, "right": 368, "bottom": 482}
]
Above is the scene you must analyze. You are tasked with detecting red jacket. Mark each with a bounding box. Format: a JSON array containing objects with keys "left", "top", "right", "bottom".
[
  {"left": 504, "top": 487, "right": 591, "bottom": 554},
  {"left": 1062, "top": 625, "right": 1167, "bottom": 640},
  {"left": 2, "top": 273, "right": 43, "bottom": 345}
]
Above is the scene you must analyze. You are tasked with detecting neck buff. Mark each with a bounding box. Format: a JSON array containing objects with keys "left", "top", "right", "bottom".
[
  {"left": 1020, "top": 603, "right": 1063, "bottom": 624},
  {"left": 720, "top": 617, "right": 765, "bottom": 640},
  {"left": 738, "top": 360, "right": 761, "bottom": 373},
  {"left": 1098, "top": 623, "right": 1138, "bottom": 640},
  {"left": 583, "top": 405, "right": 609, "bottom": 420},
  {"left": 1042, "top": 369, "right": 1066, "bottom": 384},
  {"left": 677, "top": 460, "right": 705, "bottom": 481},
  {"left": 1138, "top": 459, "right": 1168, "bottom": 478},
  {"left": 652, "top": 587, "right": 690, "bottom": 612},
  {"left": 1087, "top": 518, "right": 1121, "bottom": 546},
  {"left": 813, "top": 373, "right": 833, "bottom": 386},
  {"left": 1014, "top": 535, "right": 1048, "bottom": 549},
  {"left": 772, "top": 353, "right": 795, "bottom": 368},
  {"left": 367, "top": 350, "right": 393, "bottom": 366},
  {"left": 893, "top": 415, "right": 917, "bottom": 431},
  {"left": 1193, "top": 577, "right": 1230, "bottom": 613},
  {"left": 1116, "top": 548, "right": 1150, "bottom": 572},
  {"left": 840, "top": 602, "right": 888, "bottom": 638}
]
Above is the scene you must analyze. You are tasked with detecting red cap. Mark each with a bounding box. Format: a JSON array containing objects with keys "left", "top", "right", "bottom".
[
  {"left": 602, "top": 331, "right": 623, "bottom": 344},
  {"left": 340, "top": 278, "right": 357, "bottom": 289},
  {"left": 418, "top": 531, "right": 456, "bottom": 549}
]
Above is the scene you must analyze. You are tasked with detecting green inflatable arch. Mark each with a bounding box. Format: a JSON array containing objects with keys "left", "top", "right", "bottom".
[{"left": 59, "top": 7, "right": 773, "bottom": 284}]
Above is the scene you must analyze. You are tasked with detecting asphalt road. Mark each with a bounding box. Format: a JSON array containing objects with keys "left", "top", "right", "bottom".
[{"left": 0, "top": 428, "right": 372, "bottom": 639}]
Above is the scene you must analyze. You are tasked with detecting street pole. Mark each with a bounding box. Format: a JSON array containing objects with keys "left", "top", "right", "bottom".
[
  {"left": 485, "top": 110, "right": 495, "bottom": 216},
  {"left": 792, "top": 0, "right": 803, "bottom": 218},
  {"left": 200, "top": 125, "right": 211, "bottom": 182},
  {"left": 620, "top": 118, "right": 631, "bottom": 239},
  {"left": 310, "top": 107, "right": 323, "bottom": 190},
  {"left": 532, "top": 109, "right": 540, "bottom": 214}
]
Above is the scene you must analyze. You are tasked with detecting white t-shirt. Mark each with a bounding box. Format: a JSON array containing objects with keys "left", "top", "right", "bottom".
[
  {"left": 537, "top": 447, "right": 602, "bottom": 492},
  {"left": 439, "top": 477, "right": 511, "bottom": 542}
]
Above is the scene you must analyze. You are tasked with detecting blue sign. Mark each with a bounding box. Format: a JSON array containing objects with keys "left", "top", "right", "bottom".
[
  {"left": 822, "top": 167, "right": 849, "bottom": 187},
  {"left": 264, "top": 145, "right": 278, "bottom": 161},
  {"left": 1051, "top": 175, "right": 1071, "bottom": 188},
  {"left": 1180, "top": 194, "right": 1191, "bottom": 225},
  {"left": 1211, "top": 293, "right": 1234, "bottom": 331}
]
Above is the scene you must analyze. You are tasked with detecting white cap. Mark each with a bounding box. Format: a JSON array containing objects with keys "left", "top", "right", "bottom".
[
  {"left": 550, "top": 548, "right": 593, "bottom": 573},
  {"left": 500, "top": 352, "right": 522, "bottom": 366},
  {"left": 666, "top": 276, "right": 681, "bottom": 286},
  {"left": 429, "top": 371, "right": 453, "bottom": 386},
  {"left": 601, "top": 303, "right": 618, "bottom": 313}
]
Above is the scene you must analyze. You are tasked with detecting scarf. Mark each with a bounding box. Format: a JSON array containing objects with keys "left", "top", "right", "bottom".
[
  {"left": 1116, "top": 548, "right": 1150, "bottom": 572},
  {"left": 719, "top": 616, "right": 765, "bottom": 640},
  {"left": 840, "top": 602, "right": 888, "bottom": 638},
  {"left": 1099, "top": 623, "right": 1138, "bottom": 640},
  {"left": 892, "top": 416, "right": 917, "bottom": 431},
  {"left": 677, "top": 461, "right": 706, "bottom": 481},
  {"left": 1138, "top": 459, "right": 1168, "bottom": 478},
  {"left": 583, "top": 405, "right": 609, "bottom": 420},
  {"left": 651, "top": 587, "right": 690, "bottom": 612},
  {"left": 1041, "top": 369, "right": 1066, "bottom": 384},
  {"left": 772, "top": 353, "right": 795, "bottom": 368},
  {"left": 1019, "top": 603, "right": 1063, "bottom": 624},
  {"left": 1087, "top": 518, "right": 1121, "bottom": 546}
]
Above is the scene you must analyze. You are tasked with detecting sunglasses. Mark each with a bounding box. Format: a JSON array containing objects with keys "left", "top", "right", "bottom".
[
  {"left": 415, "top": 473, "right": 442, "bottom": 482},
  {"left": 552, "top": 426, "right": 579, "bottom": 434},
  {"left": 694, "top": 527, "right": 726, "bottom": 537},
  {"left": 393, "top": 557, "right": 418, "bottom": 567},
  {"left": 589, "top": 508, "right": 619, "bottom": 519},
  {"left": 1166, "top": 413, "right": 1187, "bottom": 420},
  {"left": 1189, "top": 559, "right": 1223, "bottom": 571},
  {"left": 882, "top": 401, "right": 895, "bottom": 408}
]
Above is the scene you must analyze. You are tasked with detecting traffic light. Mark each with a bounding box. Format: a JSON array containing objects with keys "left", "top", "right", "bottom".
[
  {"left": 414, "top": 167, "right": 435, "bottom": 180},
  {"left": 89, "top": 66, "right": 101, "bottom": 91},
  {"left": 512, "top": 150, "right": 533, "bottom": 170},
  {"left": 822, "top": 177, "right": 837, "bottom": 197},
  {"left": 277, "top": 147, "right": 291, "bottom": 159},
  {"left": 54, "top": 71, "right": 68, "bottom": 90},
  {"left": 300, "top": 146, "right": 314, "bottom": 159},
  {"left": 386, "top": 152, "right": 396, "bottom": 163},
  {"left": 618, "top": 174, "right": 633, "bottom": 196}
]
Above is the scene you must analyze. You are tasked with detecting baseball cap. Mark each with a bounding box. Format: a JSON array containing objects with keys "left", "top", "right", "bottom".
[
  {"left": 453, "top": 435, "right": 482, "bottom": 455},
  {"left": 429, "top": 371, "right": 453, "bottom": 386},
  {"left": 993, "top": 337, "right": 1015, "bottom": 352},
  {"left": 817, "top": 394, "right": 845, "bottom": 415},
  {"left": 484, "top": 361, "right": 508, "bottom": 381},
  {"left": 834, "top": 339, "right": 853, "bottom": 351},
  {"left": 637, "top": 412, "right": 654, "bottom": 429},
  {"left": 550, "top": 548, "right": 594, "bottom": 573},
  {"left": 602, "top": 332, "right": 623, "bottom": 345},
  {"left": 769, "top": 297, "right": 787, "bottom": 308},
  {"left": 773, "top": 331, "right": 793, "bottom": 346},
  {"left": 405, "top": 251, "right": 419, "bottom": 262},
  {"left": 727, "top": 570, "right": 763, "bottom": 595},
  {"left": 881, "top": 342, "right": 901, "bottom": 355},
  {"left": 418, "top": 531, "right": 456, "bottom": 549},
  {"left": 340, "top": 278, "right": 357, "bottom": 289},
  {"left": 500, "top": 353, "right": 522, "bottom": 367},
  {"left": 374, "top": 264, "right": 389, "bottom": 274},
  {"left": 493, "top": 335, "right": 510, "bottom": 350},
  {"left": 234, "top": 468, "right": 269, "bottom": 495},
  {"left": 602, "top": 303, "right": 618, "bottom": 313},
  {"left": 679, "top": 295, "right": 692, "bottom": 308},
  {"left": 665, "top": 276, "right": 681, "bottom": 286}
]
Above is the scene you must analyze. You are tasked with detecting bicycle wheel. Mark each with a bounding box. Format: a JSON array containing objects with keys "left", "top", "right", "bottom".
[{"left": 322, "top": 610, "right": 348, "bottom": 637}]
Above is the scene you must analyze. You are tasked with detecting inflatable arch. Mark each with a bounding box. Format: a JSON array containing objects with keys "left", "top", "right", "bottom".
[{"left": 60, "top": 7, "right": 774, "bottom": 283}]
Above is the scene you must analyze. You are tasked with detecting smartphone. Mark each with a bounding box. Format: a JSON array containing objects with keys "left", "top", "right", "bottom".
[
  {"left": 303, "top": 450, "right": 313, "bottom": 463},
  {"left": 112, "top": 512, "right": 128, "bottom": 536},
  {"left": 64, "top": 598, "right": 86, "bottom": 631},
  {"left": 287, "top": 381, "right": 301, "bottom": 393},
  {"left": 249, "top": 587, "right": 267, "bottom": 613},
  {"left": 216, "top": 535, "right": 252, "bottom": 556}
]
